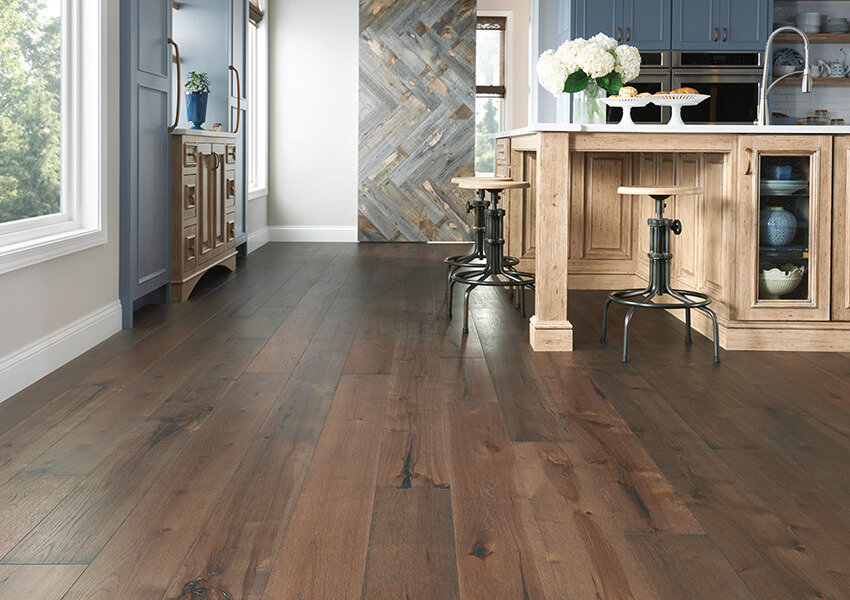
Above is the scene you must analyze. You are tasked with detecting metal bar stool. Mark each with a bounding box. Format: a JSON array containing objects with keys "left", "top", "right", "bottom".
[
  {"left": 447, "top": 180, "right": 535, "bottom": 334},
  {"left": 444, "top": 177, "right": 519, "bottom": 301},
  {"left": 601, "top": 186, "right": 721, "bottom": 363}
]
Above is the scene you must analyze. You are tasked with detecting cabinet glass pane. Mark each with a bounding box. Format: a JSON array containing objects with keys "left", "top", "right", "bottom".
[{"left": 758, "top": 155, "right": 810, "bottom": 301}]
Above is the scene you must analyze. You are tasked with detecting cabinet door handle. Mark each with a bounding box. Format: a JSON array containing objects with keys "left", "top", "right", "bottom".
[
  {"left": 744, "top": 148, "right": 753, "bottom": 175},
  {"left": 626, "top": 27, "right": 631, "bottom": 42},
  {"left": 229, "top": 65, "right": 241, "bottom": 134},
  {"left": 713, "top": 27, "right": 719, "bottom": 42},
  {"left": 167, "top": 38, "right": 181, "bottom": 132},
  {"left": 617, "top": 27, "right": 622, "bottom": 42},
  {"left": 722, "top": 27, "right": 728, "bottom": 42}
]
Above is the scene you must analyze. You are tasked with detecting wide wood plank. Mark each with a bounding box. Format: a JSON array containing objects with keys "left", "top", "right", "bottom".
[
  {"left": 362, "top": 488, "right": 459, "bottom": 599},
  {"left": 512, "top": 442, "right": 659, "bottom": 600},
  {"left": 59, "top": 372, "right": 287, "bottom": 600},
  {"left": 447, "top": 402, "right": 552, "bottom": 599},
  {"left": 260, "top": 374, "right": 389, "bottom": 599},
  {"left": 0, "top": 565, "right": 86, "bottom": 600},
  {"left": 160, "top": 295, "right": 369, "bottom": 600},
  {"left": 0, "top": 474, "right": 82, "bottom": 560},
  {"left": 627, "top": 533, "right": 758, "bottom": 599}
]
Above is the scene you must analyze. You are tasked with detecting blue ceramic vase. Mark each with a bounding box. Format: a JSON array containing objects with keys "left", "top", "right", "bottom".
[
  {"left": 186, "top": 91, "right": 208, "bottom": 129},
  {"left": 760, "top": 206, "right": 797, "bottom": 247}
]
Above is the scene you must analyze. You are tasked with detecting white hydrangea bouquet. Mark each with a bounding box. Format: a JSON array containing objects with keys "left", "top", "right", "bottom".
[{"left": 537, "top": 33, "right": 641, "bottom": 124}]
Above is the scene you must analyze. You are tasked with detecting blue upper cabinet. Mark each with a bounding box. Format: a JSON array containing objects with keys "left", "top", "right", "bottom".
[
  {"left": 673, "top": 0, "right": 771, "bottom": 50},
  {"left": 573, "top": 0, "right": 670, "bottom": 49},
  {"left": 672, "top": 0, "right": 721, "bottom": 48},
  {"left": 573, "top": 0, "right": 622, "bottom": 41},
  {"left": 720, "top": 0, "right": 772, "bottom": 50},
  {"left": 624, "top": 0, "right": 671, "bottom": 50},
  {"left": 569, "top": 0, "right": 770, "bottom": 51}
]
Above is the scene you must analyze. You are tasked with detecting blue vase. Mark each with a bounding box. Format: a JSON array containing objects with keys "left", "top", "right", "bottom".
[
  {"left": 186, "top": 91, "right": 208, "bottom": 129},
  {"left": 760, "top": 206, "right": 797, "bottom": 247}
]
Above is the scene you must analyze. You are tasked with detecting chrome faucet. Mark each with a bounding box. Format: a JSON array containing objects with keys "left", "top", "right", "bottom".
[{"left": 757, "top": 26, "right": 812, "bottom": 125}]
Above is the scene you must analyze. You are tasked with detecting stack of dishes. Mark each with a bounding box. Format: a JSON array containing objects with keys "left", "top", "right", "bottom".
[
  {"left": 797, "top": 12, "right": 823, "bottom": 33},
  {"left": 760, "top": 180, "right": 808, "bottom": 196},
  {"left": 826, "top": 17, "right": 850, "bottom": 33}
]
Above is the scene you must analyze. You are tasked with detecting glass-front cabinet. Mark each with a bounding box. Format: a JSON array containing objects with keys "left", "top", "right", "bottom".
[{"left": 737, "top": 136, "right": 832, "bottom": 321}]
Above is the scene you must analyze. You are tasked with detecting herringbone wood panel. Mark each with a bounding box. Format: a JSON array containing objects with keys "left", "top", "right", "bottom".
[{"left": 358, "top": 0, "right": 477, "bottom": 242}]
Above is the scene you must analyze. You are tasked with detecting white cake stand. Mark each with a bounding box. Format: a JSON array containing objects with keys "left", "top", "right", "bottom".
[
  {"left": 599, "top": 97, "right": 652, "bottom": 126},
  {"left": 650, "top": 94, "right": 711, "bottom": 126}
]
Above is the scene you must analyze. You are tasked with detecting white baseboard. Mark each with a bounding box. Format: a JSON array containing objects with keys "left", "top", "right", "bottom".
[
  {"left": 0, "top": 300, "right": 122, "bottom": 403},
  {"left": 268, "top": 226, "right": 357, "bottom": 243},
  {"left": 247, "top": 227, "right": 270, "bottom": 254}
]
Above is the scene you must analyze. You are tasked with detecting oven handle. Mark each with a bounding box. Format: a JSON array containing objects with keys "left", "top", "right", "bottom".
[{"left": 672, "top": 69, "right": 764, "bottom": 79}]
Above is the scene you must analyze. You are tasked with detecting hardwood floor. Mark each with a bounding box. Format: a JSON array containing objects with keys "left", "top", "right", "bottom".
[{"left": 1, "top": 242, "right": 849, "bottom": 599}]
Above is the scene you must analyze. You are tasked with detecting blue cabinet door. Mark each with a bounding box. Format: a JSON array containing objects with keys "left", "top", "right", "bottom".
[
  {"left": 720, "top": 0, "right": 771, "bottom": 50},
  {"left": 672, "top": 0, "right": 721, "bottom": 49},
  {"left": 120, "top": 0, "right": 172, "bottom": 327},
  {"left": 574, "top": 0, "right": 622, "bottom": 41},
  {"left": 624, "top": 0, "right": 671, "bottom": 49},
  {"left": 228, "top": 0, "right": 248, "bottom": 249}
]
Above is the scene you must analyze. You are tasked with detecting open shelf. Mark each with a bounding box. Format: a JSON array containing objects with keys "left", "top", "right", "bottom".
[
  {"left": 773, "top": 77, "right": 850, "bottom": 85},
  {"left": 775, "top": 32, "right": 850, "bottom": 42}
]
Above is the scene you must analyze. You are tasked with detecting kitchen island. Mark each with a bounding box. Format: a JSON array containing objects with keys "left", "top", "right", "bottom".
[{"left": 495, "top": 124, "right": 850, "bottom": 352}]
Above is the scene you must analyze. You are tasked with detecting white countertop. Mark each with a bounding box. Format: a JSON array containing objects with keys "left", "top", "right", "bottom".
[
  {"left": 497, "top": 123, "right": 850, "bottom": 137},
  {"left": 170, "top": 128, "right": 238, "bottom": 137}
]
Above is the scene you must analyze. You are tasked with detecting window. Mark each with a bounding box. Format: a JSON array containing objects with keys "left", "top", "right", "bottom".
[
  {"left": 248, "top": 0, "right": 268, "bottom": 198},
  {"left": 0, "top": 0, "right": 106, "bottom": 274},
  {"left": 475, "top": 16, "right": 507, "bottom": 175}
]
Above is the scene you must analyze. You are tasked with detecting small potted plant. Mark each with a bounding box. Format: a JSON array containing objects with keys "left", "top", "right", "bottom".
[{"left": 185, "top": 71, "right": 211, "bottom": 129}]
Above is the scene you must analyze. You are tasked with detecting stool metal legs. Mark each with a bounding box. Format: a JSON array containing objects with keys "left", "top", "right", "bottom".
[
  {"left": 444, "top": 190, "right": 519, "bottom": 301},
  {"left": 601, "top": 194, "right": 720, "bottom": 363},
  {"left": 447, "top": 190, "right": 535, "bottom": 333}
]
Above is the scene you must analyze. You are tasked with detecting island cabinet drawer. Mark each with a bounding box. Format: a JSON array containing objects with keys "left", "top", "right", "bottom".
[{"left": 496, "top": 138, "right": 510, "bottom": 162}]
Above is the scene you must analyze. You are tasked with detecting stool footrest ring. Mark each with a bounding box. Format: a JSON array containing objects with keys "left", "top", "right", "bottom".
[{"left": 608, "top": 288, "right": 711, "bottom": 310}]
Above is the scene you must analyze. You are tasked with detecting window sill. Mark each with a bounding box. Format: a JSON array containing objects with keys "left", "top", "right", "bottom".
[
  {"left": 0, "top": 226, "right": 107, "bottom": 276},
  {"left": 248, "top": 187, "right": 268, "bottom": 201}
]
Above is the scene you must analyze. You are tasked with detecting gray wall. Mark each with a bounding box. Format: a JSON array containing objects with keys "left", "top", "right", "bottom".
[{"left": 358, "top": 0, "right": 477, "bottom": 242}]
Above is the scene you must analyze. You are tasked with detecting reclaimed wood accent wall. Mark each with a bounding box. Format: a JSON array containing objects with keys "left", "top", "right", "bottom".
[{"left": 359, "top": 0, "right": 477, "bottom": 242}]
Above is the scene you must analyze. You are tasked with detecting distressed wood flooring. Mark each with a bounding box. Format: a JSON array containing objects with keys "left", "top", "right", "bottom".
[{"left": 1, "top": 242, "right": 849, "bottom": 599}]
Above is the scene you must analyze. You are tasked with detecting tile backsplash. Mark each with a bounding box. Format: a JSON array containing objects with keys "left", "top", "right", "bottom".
[{"left": 771, "top": 1, "right": 850, "bottom": 121}]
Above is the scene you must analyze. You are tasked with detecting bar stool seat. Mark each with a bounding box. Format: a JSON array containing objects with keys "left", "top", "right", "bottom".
[
  {"left": 447, "top": 180, "right": 535, "bottom": 334},
  {"left": 601, "top": 185, "right": 720, "bottom": 363},
  {"left": 443, "top": 176, "right": 519, "bottom": 299}
]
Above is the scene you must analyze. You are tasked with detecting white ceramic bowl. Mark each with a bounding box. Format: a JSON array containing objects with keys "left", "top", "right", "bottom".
[{"left": 759, "top": 265, "right": 804, "bottom": 299}]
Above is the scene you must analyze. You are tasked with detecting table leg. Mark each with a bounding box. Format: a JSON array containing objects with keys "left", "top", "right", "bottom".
[{"left": 529, "top": 133, "right": 574, "bottom": 351}]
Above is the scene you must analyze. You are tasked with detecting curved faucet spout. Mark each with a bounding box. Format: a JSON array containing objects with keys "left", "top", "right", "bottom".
[{"left": 758, "top": 26, "right": 812, "bottom": 126}]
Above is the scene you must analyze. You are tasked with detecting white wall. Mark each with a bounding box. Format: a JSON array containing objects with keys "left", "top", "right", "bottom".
[
  {"left": 480, "top": 0, "right": 532, "bottom": 129},
  {"left": 247, "top": 11, "right": 270, "bottom": 253},
  {"left": 0, "top": 1, "right": 121, "bottom": 399},
  {"left": 266, "top": 0, "right": 531, "bottom": 238},
  {"left": 267, "top": 0, "right": 359, "bottom": 242}
]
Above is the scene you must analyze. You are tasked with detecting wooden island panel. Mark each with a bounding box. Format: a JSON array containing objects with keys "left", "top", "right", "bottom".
[{"left": 498, "top": 130, "right": 850, "bottom": 351}]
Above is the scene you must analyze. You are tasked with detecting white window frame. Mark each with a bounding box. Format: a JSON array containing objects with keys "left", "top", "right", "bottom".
[
  {"left": 0, "top": 0, "right": 106, "bottom": 275},
  {"left": 477, "top": 10, "right": 512, "bottom": 132},
  {"left": 248, "top": 14, "right": 268, "bottom": 200}
]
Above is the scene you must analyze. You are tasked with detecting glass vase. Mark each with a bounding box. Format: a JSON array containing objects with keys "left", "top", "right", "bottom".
[{"left": 574, "top": 82, "right": 607, "bottom": 125}]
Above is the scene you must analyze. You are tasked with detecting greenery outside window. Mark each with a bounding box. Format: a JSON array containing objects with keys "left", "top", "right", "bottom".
[
  {"left": 475, "top": 16, "right": 506, "bottom": 175},
  {"left": 0, "top": 0, "right": 106, "bottom": 274}
]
